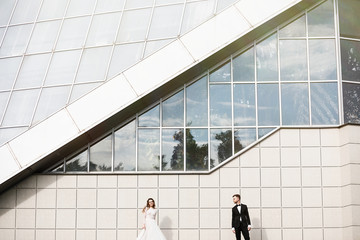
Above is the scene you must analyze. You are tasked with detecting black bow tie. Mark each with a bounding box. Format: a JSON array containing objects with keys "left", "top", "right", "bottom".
[{"left": 236, "top": 204, "right": 241, "bottom": 206}]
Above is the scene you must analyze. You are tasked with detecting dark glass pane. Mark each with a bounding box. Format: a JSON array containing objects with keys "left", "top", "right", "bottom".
[
  {"left": 138, "top": 105, "right": 160, "bottom": 127},
  {"left": 186, "top": 76, "right": 208, "bottom": 126},
  {"left": 162, "top": 90, "right": 184, "bottom": 127},
  {"left": 210, "top": 129, "right": 232, "bottom": 168},
  {"left": 89, "top": 135, "right": 112, "bottom": 172},
  {"left": 233, "top": 84, "right": 256, "bottom": 126},
  {"left": 311, "top": 82, "right": 339, "bottom": 125},
  {"left": 308, "top": 0, "right": 335, "bottom": 37},
  {"left": 258, "top": 128, "right": 275, "bottom": 139},
  {"left": 341, "top": 39, "right": 360, "bottom": 82},
  {"left": 114, "top": 120, "right": 136, "bottom": 171},
  {"left": 279, "top": 15, "right": 306, "bottom": 38},
  {"left": 234, "top": 128, "right": 256, "bottom": 153},
  {"left": 343, "top": 83, "right": 360, "bottom": 123},
  {"left": 257, "top": 83, "right": 280, "bottom": 126},
  {"left": 186, "top": 129, "right": 208, "bottom": 171},
  {"left": 210, "top": 84, "right": 231, "bottom": 126},
  {"left": 210, "top": 62, "right": 231, "bottom": 82},
  {"left": 256, "top": 33, "right": 278, "bottom": 82},
  {"left": 339, "top": 0, "right": 360, "bottom": 39},
  {"left": 162, "top": 129, "right": 184, "bottom": 171},
  {"left": 66, "top": 150, "right": 87, "bottom": 172},
  {"left": 138, "top": 129, "right": 160, "bottom": 171},
  {"left": 309, "top": 39, "right": 337, "bottom": 80},
  {"left": 233, "top": 47, "right": 254, "bottom": 82},
  {"left": 52, "top": 163, "right": 64, "bottom": 173},
  {"left": 281, "top": 83, "right": 309, "bottom": 125},
  {"left": 280, "top": 40, "right": 307, "bottom": 81}
]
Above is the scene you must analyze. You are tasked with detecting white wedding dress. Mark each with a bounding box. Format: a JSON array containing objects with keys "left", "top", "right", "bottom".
[{"left": 136, "top": 207, "right": 167, "bottom": 240}]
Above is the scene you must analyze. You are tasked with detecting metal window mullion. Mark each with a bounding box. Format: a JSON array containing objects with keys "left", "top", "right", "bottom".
[
  {"left": 334, "top": 0, "right": 343, "bottom": 125},
  {"left": 254, "top": 42, "right": 259, "bottom": 139},
  {"left": 135, "top": 113, "right": 139, "bottom": 172},
  {"left": 159, "top": 98, "right": 163, "bottom": 172},
  {"left": 183, "top": 84, "right": 186, "bottom": 171},
  {"left": 87, "top": 143, "right": 90, "bottom": 172},
  {"left": 111, "top": 128, "right": 114, "bottom": 172},
  {"left": 305, "top": 9, "right": 312, "bottom": 126},
  {"left": 207, "top": 71, "right": 210, "bottom": 171},
  {"left": 277, "top": 28, "right": 282, "bottom": 127},
  {"left": 230, "top": 54, "right": 235, "bottom": 156}
]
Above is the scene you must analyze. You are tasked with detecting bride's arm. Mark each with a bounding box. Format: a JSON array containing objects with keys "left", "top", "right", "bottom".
[{"left": 142, "top": 208, "right": 147, "bottom": 229}]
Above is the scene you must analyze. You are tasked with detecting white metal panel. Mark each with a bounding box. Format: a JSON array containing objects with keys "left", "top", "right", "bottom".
[
  {"left": 8, "top": 109, "right": 79, "bottom": 167},
  {"left": 124, "top": 39, "right": 194, "bottom": 96},
  {"left": 235, "top": 0, "right": 301, "bottom": 27},
  {"left": 0, "top": 145, "right": 19, "bottom": 184},
  {"left": 67, "top": 74, "right": 137, "bottom": 131},
  {"left": 180, "top": 6, "right": 250, "bottom": 61}
]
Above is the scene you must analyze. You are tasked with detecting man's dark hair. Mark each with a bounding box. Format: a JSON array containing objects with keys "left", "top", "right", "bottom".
[{"left": 232, "top": 194, "right": 241, "bottom": 199}]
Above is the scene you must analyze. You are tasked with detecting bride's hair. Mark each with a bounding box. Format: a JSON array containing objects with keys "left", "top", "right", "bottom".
[{"left": 142, "top": 198, "right": 156, "bottom": 212}]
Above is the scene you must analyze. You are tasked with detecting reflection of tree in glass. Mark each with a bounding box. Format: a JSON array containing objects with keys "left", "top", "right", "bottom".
[
  {"left": 234, "top": 130, "right": 245, "bottom": 153},
  {"left": 169, "top": 130, "right": 184, "bottom": 170},
  {"left": 344, "top": 84, "right": 360, "bottom": 123},
  {"left": 66, "top": 158, "right": 87, "bottom": 171},
  {"left": 186, "top": 129, "right": 208, "bottom": 171},
  {"left": 154, "top": 155, "right": 166, "bottom": 171},
  {"left": 89, "top": 162, "right": 111, "bottom": 171}
]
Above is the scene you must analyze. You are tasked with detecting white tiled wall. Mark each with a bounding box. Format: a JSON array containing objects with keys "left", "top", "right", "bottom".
[{"left": 1, "top": 126, "right": 360, "bottom": 240}]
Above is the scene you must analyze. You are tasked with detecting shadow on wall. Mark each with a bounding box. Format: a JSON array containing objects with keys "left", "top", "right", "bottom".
[{"left": 160, "top": 216, "right": 173, "bottom": 240}]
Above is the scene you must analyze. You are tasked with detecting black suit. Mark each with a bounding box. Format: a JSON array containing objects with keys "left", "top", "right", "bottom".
[{"left": 232, "top": 203, "right": 251, "bottom": 240}]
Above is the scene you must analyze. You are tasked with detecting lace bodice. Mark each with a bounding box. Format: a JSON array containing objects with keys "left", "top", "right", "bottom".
[{"left": 145, "top": 207, "right": 158, "bottom": 220}]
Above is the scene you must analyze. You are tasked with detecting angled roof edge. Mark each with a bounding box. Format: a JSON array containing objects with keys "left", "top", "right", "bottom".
[{"left": 0, "top": 0, "right": 321, "bottom": 193}]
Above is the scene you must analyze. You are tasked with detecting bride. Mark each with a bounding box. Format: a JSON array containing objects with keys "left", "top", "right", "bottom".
[{"left": 137, "top": 198, "right": 167, "bottom": 240}]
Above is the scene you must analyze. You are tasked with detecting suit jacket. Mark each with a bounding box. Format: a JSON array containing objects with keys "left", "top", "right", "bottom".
[{"left": 232, "top": 203, "right": 251, "bottom": 228}]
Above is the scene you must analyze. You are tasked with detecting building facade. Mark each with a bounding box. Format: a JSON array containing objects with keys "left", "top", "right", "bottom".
[{"left": 0, "top": 0, "right": 360, "bottom": 239}]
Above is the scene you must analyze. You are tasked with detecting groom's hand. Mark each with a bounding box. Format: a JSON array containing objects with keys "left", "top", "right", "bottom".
[
  {"left": 232, "top": 228, "right": 235, "bottom": 233},
  {"left": 248, "top": 226, "right": 251, "bottom": 231}
]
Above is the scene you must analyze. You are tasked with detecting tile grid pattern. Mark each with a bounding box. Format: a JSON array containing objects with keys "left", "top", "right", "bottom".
[{"left": 1, "top": 127, "right": 357, "bottom": 240}]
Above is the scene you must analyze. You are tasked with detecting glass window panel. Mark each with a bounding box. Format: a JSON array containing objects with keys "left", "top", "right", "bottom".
[
  {"left": 10, "top": 0, "right": 41, "bottom": 24},
  {"left": 341, "top": 39, "right": 360, "bottom": 82},
  {"left": 89, "top": 135, "right": 112, "bottom": 171},
  {"left": 216, "top": 0, "right": 237, "bottom": 13},
  {"left": 66, "top": 150, "right": 88, "bottom": 172},
  {"left": 210, "top": 62, "right": 231, "bottom": 82},
  {"left": 148, "top": 4, "right": 183, "bottom": 40},
  {"left": 279, "top": 15, "right": 306, "bottom": 38},
  {"left": 75, "top": 46, "right": 112, "bottom": 83},
  {"left": 233, "top": 47, "right": 255, "bottom": 82},
  {"left": 69, "top": 82, "right": 102, "bottom": 103},
  {"left": 0, "top": 92, "right": 10, "bottom": 122},
  {"left": 2, "top": 89, "right": 40, "bottom": 126},
  {"left": 32, "top": 86, "right": 71, "bottom": 125},
  {"left": 0, "top": 127, "right": 27, "bottom": 146},
  {"left": 51, "top": 163, "right": 64, "bottom": 173},
  {"left": 45, "top": 50, "right": 82, "bottom": 86},
  {"left": 139, "top": 105, "right": 160, "bottom": 127},
  {"left": 258, "top": 127, "right": 275, "bottom": 139},
  {"left": 308, "top": 0, "right": 335, "bottom": 37},
  {"left": 162, "top": 129, "right": 184, "bottom": 171},
  {"left": 256, "top": 33, "right": 278, "bottom": 82},
  {"left": 117, "top": 8, "right": 152, "bottom": 43},
  {"left": 27, "top": 20, "right": 61, "bottom": 53},
  {"left": 66, "top": 0, "right": 96, "bottom": 17},
  {"left": 0, "top": 24, "right": 33, "bottom": 57},
  {"left": 163, "top": 90, "right": 184, "bottom": 127},
  {"left": 210, "top": 84, "right": 231, "bottom": 126},
  {"left": 180, "top": 0, "right": 215, "bottom": 34},
  {"left": 144, "top": 39, "right": 173, "bottom": 57},
  {"left": 309, "top": 39, "right": 337, "bottom": 80},
  {"left": 38, "top": 0, "right": 68, "bottom": 20},
  {"left": 257, "top": 83, "right": 280, "bottom": 126},
  {"left": 56, "top": 16, "right": 91, "bottom": 50},
  {"left": 138, "top": 128, "right": 160, "bottom": 171},
  {"left": 234, "top": 128, "right": 256, "bottom": 153},
  {"left": 86, "top": 12, "right": 121, "bottom": 47},
  {"left": 210, "top": 128, "right": 232, "bottom": 168},
  {"left": 311, "top": 82, "right": 339, "bottom": 125},
  {"left": 0, "top": 57, "right": 22, "bottom": 91},
  {"left": 280, "top": 40, "right": 307, "bottom": 81},
  {"left": 0, "top": 0, "right": 16, "bottom": 26},
  {"left": 0, "top": 27, "right": 5, "bottom": 44},
  {"left": 186, "top": 128, "right": 208, "bottom": 171},
  {"left": 108, "top": 42, "right": 144, "bottom": 79},
  {"left": 15, "top": 53, "right": 51, "bottom": 89},
  {"left": 343, "top": 83, "right": 360, "bottom": 124},
  {"left": 186, "top": 76, "right": 208, "bottom": 127},
  {"left": 95, "top": 0, "right": 125, "bottom": 13},
  {"left": 281, "top": 83, "right": 309, "bottom": 125},
  {"left": 114, "top": 120, "right": 136, "bottom": 171},
  {"left": 233, "top": 84, "right": 256, "bottom": 126},
  {"left": 125, "top": 0, "right": 153, "bottom": 9},
  {"left": 339, "top": 0, "right": 360, "bottom": 39}
]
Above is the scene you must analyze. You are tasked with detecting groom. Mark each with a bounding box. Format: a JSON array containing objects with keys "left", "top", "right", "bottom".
[{"left": 232, "top": 194, "right": 251, "bottom": 240}]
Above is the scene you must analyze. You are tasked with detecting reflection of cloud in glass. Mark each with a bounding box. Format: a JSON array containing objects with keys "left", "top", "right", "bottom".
[
  {"left": 279, "top": 15, "right": 306, "bottom": 38},
  {"left": 186, "top": 76, "right": 208, "bottom": 126},
  {"left": 210, "top": 84, "right": 231, "bottom": 126},
  {"left": 234, "top": 84, "right": 255, "bottom": 126},
  {"left": 256, "top": 33, "right": 278, "bottom": 81},
  {"left": 138, "top": 129, "right": 160, "bottom": 171},
  {"left": 257, "top": 83, "right": 280, "bottom": 126},
  {"left": 210, "top": 62, "right": 231, "bottom": 82},
  {"left": 311, "top": 82, "right": 338, "bottom": 125},
  {"left": 162, "top": 129, "right": 183, "bottom": 171},
  {"left": 66, "top": 150, "right": 87, "bottom": 172},
  {"left": 309, "top": 39, "right": 337, "bottom": 80},
  {"left": 281, "top": 83, "right": 309, "bottom": 125},
  {"left": 280, "top": 40, "right": 307, "bottom": 81},
  {"left": 139, "top": 105, "right": 160, "bottom": 127},
  {"left": 89, "top": 135, "right": 112, "bottom": 171},
  {"left": 233, "top": 47, "right": 254, "bottom": 82},
  {"left": 163, "top": 90, "right": 183, "bottom": 127},
  {"left": 234, "top": 128, "right": 256, "bottom": 153},
  {"left": 307, "top": 0, "right": 334, "bottom": 37},
  {"left": 114, "top": 120, "right": 136, "bottom": 171}
]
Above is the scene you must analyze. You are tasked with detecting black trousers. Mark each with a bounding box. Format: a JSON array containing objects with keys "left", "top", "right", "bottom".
[{"left": 235, "top": 222, "right": 250, "bottom": 240}]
